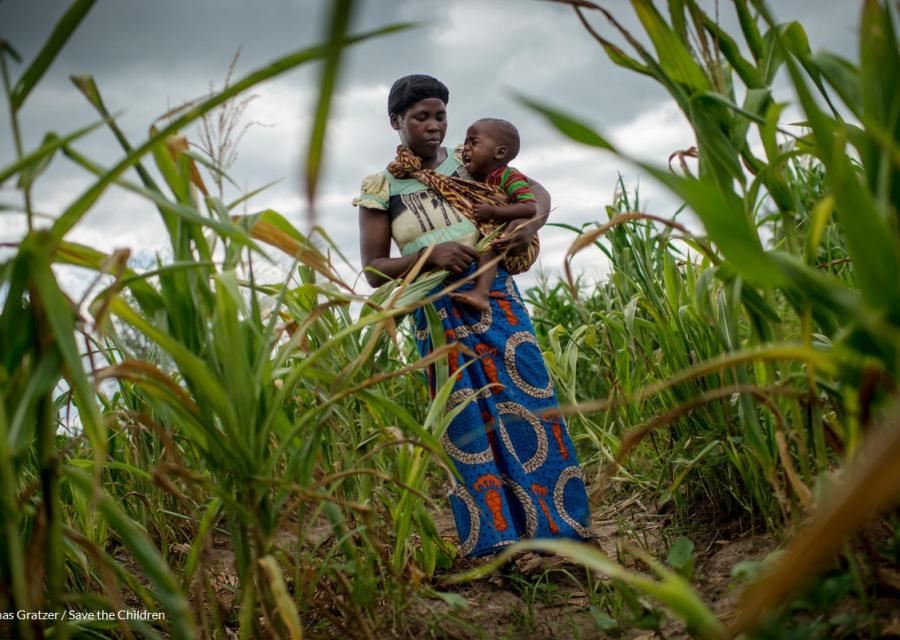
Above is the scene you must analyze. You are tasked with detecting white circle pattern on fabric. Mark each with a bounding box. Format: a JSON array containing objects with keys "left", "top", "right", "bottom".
[
  {"left": 442, "top": 390, "right": 494, "bottom": 465},
  {"left": 502, "top": 474, "right": 538, "bottom": 537},
  {"left": 553, "top": 465, "right": 593, "bottom": 538},
  {"left": 496, "top": 401, "right": 548, "bottom": 474},
  {"left": 504, "top": 331, "right": 554, "bottom": 398},
  {"left": 505, "top": 276, "right": 525, "bottom": 308},
  {"left": 451, "top": 303, "right": 492, "bottom": 339},
  {"left": 452, "top": 484, "right": 481, "bottom": 556}
]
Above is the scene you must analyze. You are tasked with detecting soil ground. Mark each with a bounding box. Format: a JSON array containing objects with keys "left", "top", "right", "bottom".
[
  {"left": 404, "top": 491, "right": 900, "bottom": 640},
  {"left": 114, "top": 488, "right": 900, "bottom": 639},
  {"left": 408, "top": 492, "right": 760, "bottom": 639}
]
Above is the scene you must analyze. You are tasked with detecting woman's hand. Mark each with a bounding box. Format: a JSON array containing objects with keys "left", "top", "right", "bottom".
[
  {"left": 427, "top": 241, "right": 479, "bottom": 273},
  {"left": 359, "top": 204, "right": 478, "bottom": 285}
]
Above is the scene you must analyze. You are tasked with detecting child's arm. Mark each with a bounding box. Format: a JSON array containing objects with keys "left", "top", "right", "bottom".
[
  {"left": 474, "top": 167, "right": 538, "bottom": 223},
  {"left": 492, "top": 179, "right": 548, "bottom": 256},
  {"left": 473, "top": 201, "right": 536, "bottom": 223}
]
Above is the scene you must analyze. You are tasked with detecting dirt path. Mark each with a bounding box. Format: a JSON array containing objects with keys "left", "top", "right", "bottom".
[
  {"left": 419, "top": 494, "right": 900, "bottom": 640},
  {"left": 153, "top": 491, "right": 900, "bottom": 639},
  {"left": 414, "top": 493, "right": 776, "bottom": 639}
]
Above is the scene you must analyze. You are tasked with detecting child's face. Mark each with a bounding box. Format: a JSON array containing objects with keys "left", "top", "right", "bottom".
[{"left": 462, "top": 122, "right": 505, "bottom": 179}]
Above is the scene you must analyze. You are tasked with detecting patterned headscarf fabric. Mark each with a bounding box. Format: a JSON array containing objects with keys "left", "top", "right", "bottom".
[
  {"left": 386, "top": 145, "right": 540, "bottom": 274},
  {"left": 387, "top": 75, "right": 449, "bottom": 116}
]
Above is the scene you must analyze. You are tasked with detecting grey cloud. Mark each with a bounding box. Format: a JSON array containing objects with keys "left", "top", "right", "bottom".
[{"left": 1, "top": 0, "right": 861, "bottom": 294}]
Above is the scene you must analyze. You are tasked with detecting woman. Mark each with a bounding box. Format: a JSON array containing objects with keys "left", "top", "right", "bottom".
[{"left": 356, "top": 75, "right": 592, "bottom": 557}]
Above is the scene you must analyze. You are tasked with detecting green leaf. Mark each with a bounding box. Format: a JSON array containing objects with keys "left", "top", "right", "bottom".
[
  {"left": 62, "top": 145, "right": 262, "bottom": 256},
  {"left": 430, "top": 590, "right": 469, "bottom": 610},
  {"left": 573, "top": 4, "right": 653, "bottom": 76},
  {"left": 22, "top": 232, "right": 106, "bottom": 460},
  {"left": 857, "top": 0, "right": 900, "bottom": 202},
  {"left": 53, "top": 241, "right": 163, "bottom": 316},
  {"left": 446, "top": 538, "right": 724, "bottom": 639},
  {"left": 66, "top": 468, "right": 195, "bottom": 639},
  {"left": 820, "top": 164, "right": 899, "bottom": 315},
  {"left": 734, "top": 0, "right": 765, "bottom": 62},
  {"left": 601, "top": 39, "right": 654, "bottom": 76},
  {"left": 259, "top": 556, "right": 303, "bottom": 639},
  {"left": 809, "top": 52, "right": 861, "bottom": 119},
  {"left": 305, "top": 0, "right": 359, "bottom": 218},
  {"left": 759, "top": 100, "right": 786, "bottom": 161},
  {"left": 211, "top": 271, "right": 255, "bottom": 450},
  {"left": 590, "top": 608, "right": 620, "bottom": 631},
  {"left": 667, "top": 0, "right": 690, "bottom": 46},
  {"left": 0, "top": 118, "right": 103, "bottom": 185},
  {"left": 68, "top": 458, "right": 153, "bottom": 480},
  {"left": 0, "top": 39, "right": 23, "bottom": 63},
  {"left": 517, "top": 95, "right": 782, "bottom": 285},
  {"left": 631, "top": 0, "right": 710, "bottom": 92},
  {"left": 647, "top": 171, "right": 782, "bottom": 285},
  {"left": 49, "top": 21, "right": 413, "bottom": 242},
  {"left": 226, "top": 179, "right": 282, "bottom": 211},
  {"left": 859, "top": 0, "right": 899, "bottom": 128},
  {"left": 689, "top": 94, "right": 746, "bottom": 188},
  {"left": 665, "top": 536, "right": 695, "bottom": 579},
  {"left": 805, "top": 195, "right": 835, "bottom": 264},
  {"left": 514, "top": 94, "right": 613, "bottom": 149},
  {"left": 11, "top": 0, "right": 97, "bottom": 110},
  {"left": 688, "top": 0, "right": 764, "bottom": 88},
  {"left": 768, "top": 252, "right": 900, "bottom": 350},
  {"left": 151, "top": 134, "right": 191, "bottom": 203},
  {"left": 694, "top": 90, "right": 767, "bottom": 127},
  {"left": 16, "top": 132, "right": 58, "bottom": 189},
  {"left": 107, "top": 295, "right": 242, "bottom": 448},
  {"left": 760, "top": 4, "right": 900, "bottom": 317},
  {"left": 70, "top": 74, "right": 161, "bottom": 192}
]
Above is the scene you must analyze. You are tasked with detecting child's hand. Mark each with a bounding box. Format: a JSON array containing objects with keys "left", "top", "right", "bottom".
[
  {"left": 493, "top": 218, "right": 535, "bottom": 255},
  {"left": 472, "top": 203, "right": 496, "bottom": 223}
]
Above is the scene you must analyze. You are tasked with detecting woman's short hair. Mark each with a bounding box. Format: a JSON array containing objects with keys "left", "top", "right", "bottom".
[{"left": 388, "top": 74, "right": 449, "bottom": 116}]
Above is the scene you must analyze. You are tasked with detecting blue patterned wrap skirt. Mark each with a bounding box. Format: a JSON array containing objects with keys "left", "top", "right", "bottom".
[{"left": 414, "top": 263, "right": 593, "bottom": 557}]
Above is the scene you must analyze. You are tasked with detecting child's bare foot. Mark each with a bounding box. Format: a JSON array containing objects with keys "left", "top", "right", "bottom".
[{"left": 451, "top": 290, "right": 491, "bottom": 312}]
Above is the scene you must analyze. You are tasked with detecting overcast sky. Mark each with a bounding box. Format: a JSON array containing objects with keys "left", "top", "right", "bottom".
[{"left": 0, "top": 0, "right": 860, "bottom": 296}]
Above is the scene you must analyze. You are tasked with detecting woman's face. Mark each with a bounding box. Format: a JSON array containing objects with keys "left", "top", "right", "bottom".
[{"left": 391, "top": 98, "right": 447, "bottom": 159}]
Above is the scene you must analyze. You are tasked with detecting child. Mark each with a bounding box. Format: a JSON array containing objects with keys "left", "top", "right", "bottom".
[{"left": 452, "top": 118, "right": 537, "bottom": 311}]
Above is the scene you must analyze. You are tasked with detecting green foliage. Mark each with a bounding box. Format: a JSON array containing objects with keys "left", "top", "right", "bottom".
[
  {"left": 2, "top": 0, "right": 898, "bottom": 637},
  {"left": 666, "top": 536, "right": 695, "bottom": 579},
  {"left": 517, "top": 0, "right": 900, "bottom": 635},
  {"left": 0, "top": 2, "right": 424, "bottom": 638},
  {"left": 742, "top": 569, "right": 873, "bottom": 640}
]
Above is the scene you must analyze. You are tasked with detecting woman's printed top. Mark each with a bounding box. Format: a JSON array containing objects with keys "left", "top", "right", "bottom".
[{"left": 353, "top": 147, "right": 480, "bottom": 257}]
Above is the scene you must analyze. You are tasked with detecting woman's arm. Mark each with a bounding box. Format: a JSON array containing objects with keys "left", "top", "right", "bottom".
[
  {"left": 359, "top": 205, "right": 480, "bottom": 287},
  {"left": 528, "top": 179, "right": 551, "bottom": 228},
  {"left": 491, "top": 178, "right": 550, "bottom": 254}
]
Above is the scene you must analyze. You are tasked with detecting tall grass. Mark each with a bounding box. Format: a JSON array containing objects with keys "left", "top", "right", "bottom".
[
  {"left": 528, "top": 170, "right": 837, "bottom": 527},
  {"left": 1, "top": 0, "right": 898, "bottom": 638},
  {"left": 0, "top": 3, "right": 448, "bottom": 637},
  {"left": 520, "top": 0, "right": 900, "bottom": 633}
]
